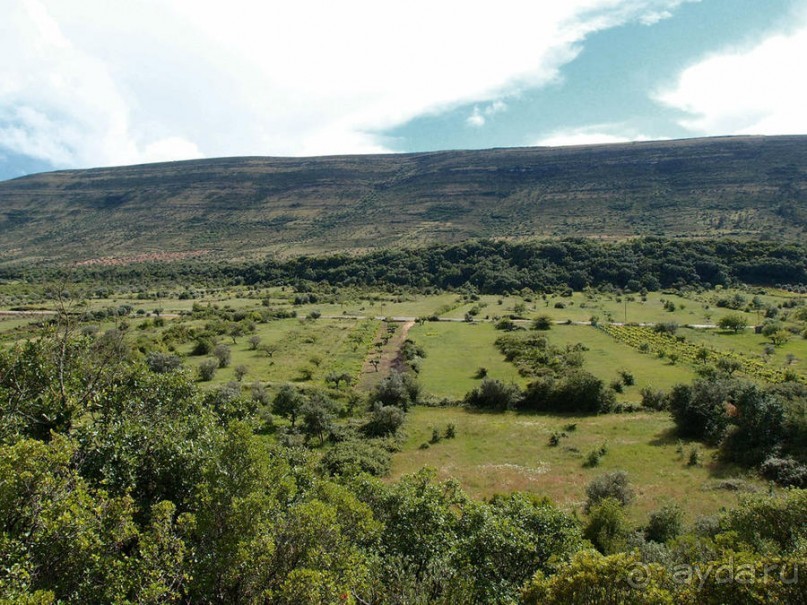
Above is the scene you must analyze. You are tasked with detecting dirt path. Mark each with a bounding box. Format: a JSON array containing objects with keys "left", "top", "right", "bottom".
[{"left": 357, "top": 320, "right": 415, "bottom": 390}]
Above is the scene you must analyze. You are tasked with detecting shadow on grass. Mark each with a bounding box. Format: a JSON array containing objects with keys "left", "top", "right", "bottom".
[{"left": 648, "top": 427, "right": 679, "bottom": 447}]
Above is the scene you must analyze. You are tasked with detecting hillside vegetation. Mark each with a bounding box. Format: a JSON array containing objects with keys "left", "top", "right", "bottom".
[{"left": 1, "top": 135, "right": 806, "bottom": 262}]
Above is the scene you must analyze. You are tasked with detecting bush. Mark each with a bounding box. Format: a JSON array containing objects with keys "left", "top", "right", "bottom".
[
  {"left": 363, "top": 405, "right": 405, "bottom": 437},
  {"left": 464, "top": 378, "right": 522, "bottom": 411},
  {"left": 532, "top": 315, "right": 553, "bottom": 330},
  {"left": 198, "top": 359, "right": 218, "bottom": 381},
  {"left": 212, "top": 343, "right": 231, "bottom": 368},
  {"left": 760, "top": 456, "right": 807, "bottom": 487},
  {"left": 718, "top": 313, "right": 748, "bottom": 333},
  {"left": 522, "top": 371, "right": 615, "bottom": 414},
  {"left": 445, "top": 424, "right": 456, "bottom": 439},
  {"left": 146, "top": 352, "right": 183, "bottom": 373},
  {"left": 192, "top": 337, "right": 214, "bottom": 356},
  {"left": 583, "top": 498, "right": 630, "bottom": 554},
  {"left": 668, "top": 379, "right": 735, "bottom": 444},
  {"left": 320, "top": 439, "right": 392, "bottom": 477},
  {"left": 585, "top": 471, "right": 634, "bottom": 512},
  {"left": 618, "top": 369, "right": 635, "bottom": 386},
  {"left": 495, "top": 317, "right": 517, "bottom": 331},
  {"left": 203, "top": 381, "right": 256, "bottom": 422},
  {"left": 369, "top": 372, "right": 421, "bottom": 411},
  {"left": 645, "top": 504, "right": 683, "bottom": 543},
  {"left": 640, "top": 387, "right": 669, "bottom": 411}
]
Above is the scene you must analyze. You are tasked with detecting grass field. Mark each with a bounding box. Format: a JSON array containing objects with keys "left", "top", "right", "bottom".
[
  {"left": 390, "top": 406, "right": 766, "bottom": 522},
  {"left": 180, "top": 318, "right": 378, "bottom": 389},
  {"left": 407, "top": 322, "right": 527, "bottom": 399}
]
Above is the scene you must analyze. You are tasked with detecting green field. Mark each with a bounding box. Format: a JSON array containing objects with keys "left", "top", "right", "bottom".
[
  {"left": 391, "top": 407, "right": 764, "bottom": 521},
  {"left": 1, "top": 284, "right": 803, "bottom": 514}
]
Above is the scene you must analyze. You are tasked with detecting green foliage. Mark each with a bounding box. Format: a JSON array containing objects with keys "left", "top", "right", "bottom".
[
  {"left": 369, "top": 372, "right": 421, "bottom": 411},
  {"left": 273, "top": 384, "right": 306, "bottom": 426},
  {"left": 320, "top": 440, "right": 392, "bottom": 477},
  {"left": 363, "top": 404, "right": 405, "bottom": 437},
  {"left": 198, "top": 358, "right": 218, "bottom": 381},
  {"left": 522, "top": 550, "right": 673, "bottom": 605},
  {"left": 531, "top": 314, "right": 553, "bottom": 330},
  {"left": 584, "top": 497, "right": 630, "bottom": 554},
  {"left": 522, "top": 370, "right": 615, "bottom": 414},
  {"left": 718, "top": 313, "right": 748, "bottom": 333},
  {"left": 300, "top": 392, "right": 339, "bottom": 445},
  {"left": 646, "top": 504, "right": 684, "bottom": 543},
  {"left": 668, "top": 379, "right": 735, "bottom": 444},
  {"left": 585, "top": 471, "right": 634, "bottom": 512},
  {"left": 464, "top": 378, "right": 522, "bottom": 411}
]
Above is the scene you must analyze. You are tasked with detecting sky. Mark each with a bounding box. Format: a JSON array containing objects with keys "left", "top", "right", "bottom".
[{"left": 1, "top": 0, "right": 806, "bottom": 179}]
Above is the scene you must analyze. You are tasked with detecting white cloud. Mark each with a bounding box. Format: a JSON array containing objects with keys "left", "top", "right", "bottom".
[
  {"left": 535, "top": 124, "right": 655, "bottom": 146},
  {"left": 466, "top": 101, "right": 508, "bottom": 127},
  {"left": 656, "top": 13, "right": 807, "bottom": 136},
  {"left": 0, "top": 0, "right": 693, "bottom": 167}
]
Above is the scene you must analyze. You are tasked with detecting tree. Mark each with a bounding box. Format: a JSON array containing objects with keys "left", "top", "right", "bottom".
[
  {"left": 369, "top": 373, "right": 420, "bottom": 411},
  {"left": 531, "top": 315, "right": 553, "bottom": 330},
  {"left": 198, "top": 359, "right": 218, "bottom": 381},
  {"left": 273, "top": 384, "right": 306, "bottom": 427},
  {"left": 213, "top": 344, "right": 231, "bottom": 368},
  {"left": 248, "top": 335, "right": 262, "bottom": 350},
  {"left": 325, "top": 371, "right": 353, "bottom": 390},
  {"left": 718, "top": 313, "right": 747, "bottom": 333},
  {"left": 300, "top": 393, "right": 337, "bottom": 445},
  {"left": 233, "top": 364, "right": 249, "bottom": 382}
]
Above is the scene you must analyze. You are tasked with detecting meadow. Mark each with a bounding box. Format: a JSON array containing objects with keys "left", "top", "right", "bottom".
[{"left": 1, "top": 281, "right": 804, "bottom": 522}]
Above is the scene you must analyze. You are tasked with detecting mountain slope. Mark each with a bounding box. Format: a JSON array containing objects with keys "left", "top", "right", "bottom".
[{"left": 1, "top": 135, "right": 805, "bottom": 263}]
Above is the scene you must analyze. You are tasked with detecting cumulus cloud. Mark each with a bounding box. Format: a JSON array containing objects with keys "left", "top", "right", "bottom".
[
  {"left": 656, "top": 13, "right": 807, "bottom": 136},
  {"left": 0, "top": 0, "right": 693, "bottom": 167},
  {"left": 466, "top": 101, "right": 508, "bottom": 128}
]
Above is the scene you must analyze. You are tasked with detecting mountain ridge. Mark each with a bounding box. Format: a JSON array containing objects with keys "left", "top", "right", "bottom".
[{"left": 1, "top": 135, "right": 805, "bottom": 264}]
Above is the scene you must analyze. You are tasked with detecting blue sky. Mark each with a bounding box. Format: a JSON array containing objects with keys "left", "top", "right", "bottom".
[{"left": 1, "top": 0, "right": 806, "bottom": 179}]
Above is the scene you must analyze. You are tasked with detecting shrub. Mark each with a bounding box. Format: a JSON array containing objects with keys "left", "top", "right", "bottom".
[
  {"left": 369, "top": 372, "right": 421, "bottom": 410},
  {"left": 522, "top": 371, "right": 615, "bottom": 414},
  {"left": 718, "top": 313, "right": 748, "bottom": 333},
  {"left": 585, "top": 471, "right": 634, "bottom": 512},
  {"left": 198, "top": 359, "right": 218, "bottom": 381},
  {"left": 668, "top": 379, "right": 735, "bottom": 444},
  {"left": 645, "top": 504, "right": 683, "bottom": 543},
  {"left": 212, "top": 344, "right": 231, "bottom": 368},
  {"left": 146, "top": 352, "right": 182, "bottom": 373},
  {"left": 640, "top": 387, "right": 669, "bottom": 411},
  {"left": 233, "top": 364, "right": 248, "bottom": 381},
  {"left": 583, "top": 498, "right": 630, "bottom": 554},
  {"left": 532, "top": 315, "right": 553, "bottom": 330},
  {"left": 445, "top": 424, "right": 456, "bottom": 439},
  {"left": 192, "top": 337, "right": 214, "bottom": 356},
  {"left": 618, "top": 369, "right": 635, "bottom": 386},
  {"left": 760, "top": 456, "right": 807, "bottom": 487},
  {"left": 464, "top": 378, "right": 522, "bottom": 411},
  {"left": 320, "top": 439, "right": 392, "bottom": 477},
  {"left": 363, "top": 405, "right": 405, "bottom": 437}
]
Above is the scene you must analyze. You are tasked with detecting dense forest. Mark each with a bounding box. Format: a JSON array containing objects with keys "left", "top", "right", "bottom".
[{"left": 6, "top": 238, "right": 807, "bottom": 294}]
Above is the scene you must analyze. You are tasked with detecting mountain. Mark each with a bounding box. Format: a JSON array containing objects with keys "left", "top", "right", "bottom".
[{"left": 0, "top": 135, "right": 805, "bottom": 264}]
